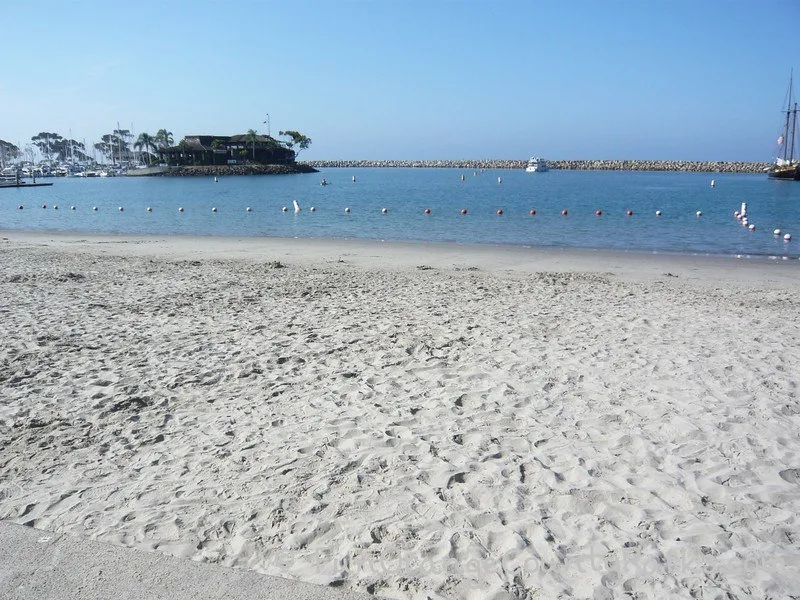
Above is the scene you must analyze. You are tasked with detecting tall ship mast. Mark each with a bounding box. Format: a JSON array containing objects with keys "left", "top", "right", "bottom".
[{"left": 769, "top": 70, "right": 800, "bottom": 180}]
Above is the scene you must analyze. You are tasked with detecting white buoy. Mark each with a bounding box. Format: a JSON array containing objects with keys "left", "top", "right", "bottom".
[
  {"left": 53, "top": 205, "right": 58, "bottom": 210},
  {"left": 734, "top": 210, "right": 740, "bottom": 218},
  {"left": 70, "top": 206, "right": 75, "bottom": 210},
  {"left": 352, "top": 176, "right": 356, "bottom": 182},
  {"left": 497, "top": 176, "right": 502, "bottom": 184},
  {"left": 742, "top": 218, "right": 749, "bottom": 226},
  {"left": 696, "top": 211, "right": 702, "bottom": 217},
  {"left": 146, "top": 207, "right": 152, "bottom": 212},
  {"left": 711, "top": 179, "right": 715, "bottom": 188},
  {"left": 118, "top": 207, "right": 123, "bottom": 212},
  {"left": 282, "top": 206, "right": 288, "bottom": 212},
  {"left": 211, "top": 207, "right": 217, "bottom": 213},
  {"left": 246, "top": 207, "right": 252, "bottom": 212},
  {"left": 345, "top": 207, "right": 350, "bottom": 213},
  {"left": 749, "top": 224, "right": 756, "bottom": 231},
  {"left": 310, "top": 206, "right": 316, "bottom": 212},
  {"left": 381, "top": 208, "right": 388, "bottom": 214},
  {"left": 774, "top": 229, "right": 781, "bottom": 236},
  {"left": 655, "top": 210, "right": 662, "bottom": 216},
  {"left": 93, "top": 207, "right": 98, "bottom": 211},
  {"left": 785, "top": 233, "right": 793, "bottom": 241},
  {"left": 178, "top": 207, "right": 184, "bottom": 212},
  {"left": 214, "top": 176, "right": 218, "bottom": 182},
  {"left": 293, "top": 199, "right": 301, "bottom": 213}
]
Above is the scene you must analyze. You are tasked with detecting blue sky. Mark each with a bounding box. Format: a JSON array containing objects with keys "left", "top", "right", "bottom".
[{"left": 1, "top": 0, "right": 798, "bottom": 161}]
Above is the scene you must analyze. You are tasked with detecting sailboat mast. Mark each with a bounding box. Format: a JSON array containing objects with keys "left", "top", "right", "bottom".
[
  {"left": 791, "top": 102, "right": 798, "bottom": 163},
  {"left": 782, "top": 71, "right": 793, "bottom": 161}
]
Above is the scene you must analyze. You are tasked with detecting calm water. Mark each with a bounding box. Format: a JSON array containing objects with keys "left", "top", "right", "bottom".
[{"left": 2, "top": 168, "right": 799, "bottom": 258}]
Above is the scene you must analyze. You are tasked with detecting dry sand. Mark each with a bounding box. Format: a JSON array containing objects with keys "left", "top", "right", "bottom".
[{"left": 1, "top": 231, "right": 800, "bottom": 599}]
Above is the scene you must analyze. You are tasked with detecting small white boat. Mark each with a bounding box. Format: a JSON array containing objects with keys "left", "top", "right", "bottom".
[
  {"left": 1, "top": 166, "right": 19, "bottom": 182},
  {"left": 525, "top": 156, "right": 549, "bottom": 172}
]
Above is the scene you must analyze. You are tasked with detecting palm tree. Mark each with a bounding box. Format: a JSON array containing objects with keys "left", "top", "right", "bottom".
[
  {"left": 178, "top": 139, "right": 192, "bottom": 165},
  {"left": 155, "top": 129, "right": 174, "bottom": 150},
  {"left": 246, "top": 129, "right": 258, "bottom": 161},
  {"left": 134, "top": 133, "right": 156, "bottom": 166},
  {"left": 210, "top": 139, "right": 221, "bottom": 165}
]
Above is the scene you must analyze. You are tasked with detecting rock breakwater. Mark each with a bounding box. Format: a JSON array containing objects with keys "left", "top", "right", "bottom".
[{"left": 303, "top": 159, "right": 770, "bottom": 173}]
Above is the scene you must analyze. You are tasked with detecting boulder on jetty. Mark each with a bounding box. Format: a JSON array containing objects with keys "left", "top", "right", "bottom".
[
  {"left": 156, "top": 164, "right": 317, "bottom": 177},
  {"left": 302, "top": 159, "right": 770, "bottom": 174}
]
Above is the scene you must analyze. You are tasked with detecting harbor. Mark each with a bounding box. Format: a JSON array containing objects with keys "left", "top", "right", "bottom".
[{"left": 1, "top": 168, "right": 797, "bottom": 258}]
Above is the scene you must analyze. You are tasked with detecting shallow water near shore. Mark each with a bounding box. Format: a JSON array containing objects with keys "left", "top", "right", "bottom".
[{"left": 2, "top": 168, "right": 799, "bottom": 257}]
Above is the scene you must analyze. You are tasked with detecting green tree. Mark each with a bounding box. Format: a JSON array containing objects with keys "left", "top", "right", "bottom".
[
  {"left": 31, "top": 132, "right": 63, "bottom": 163},
  {"left": 29, "top": 134, "right": 87, "bottom": 163},
  {"left": 155, "top": 129, "right": 174, "bottom": 150},
  {"left": 246, "top": 129, "right": 258, "bottom": 160},
  {"left": 278, "top": 130, "right": 311, "bottom": 159},
  {"left": 114, "top": 129, "right": 132, "bottom": 162},
  {"left": 177, "top": 139, "right": 192, "bottom": 165},
  {"left": 93, "top": 131, "right": 131, "bottom": 165},
  {"left": 0, "top": 139, "right": 20, "bottom": 166},
  {"left": 134, "top": 133, "right": 156, "bottom": 165},
  {"left": 56, "top": 139, "right": 88, "bottom": 162},
  {"left": 210, "top": 139, "right": 221, "bottom": 165}
]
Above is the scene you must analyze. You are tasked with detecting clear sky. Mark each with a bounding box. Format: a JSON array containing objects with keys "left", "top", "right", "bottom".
[{"left": 2, "top": 0, "right": 798, "bottom": 161}]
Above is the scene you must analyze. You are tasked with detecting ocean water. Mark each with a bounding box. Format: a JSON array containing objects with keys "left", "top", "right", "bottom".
[{"left": 1, "top": 168, "right": 799, "bottom": 258}]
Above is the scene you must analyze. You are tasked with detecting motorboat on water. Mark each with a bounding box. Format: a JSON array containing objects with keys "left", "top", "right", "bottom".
[
  {"left": 525, "top": 157, "right": 549, "bottom": 172},
  {"left": 1, "top": 166, "right": 19, "bottom": 182}
]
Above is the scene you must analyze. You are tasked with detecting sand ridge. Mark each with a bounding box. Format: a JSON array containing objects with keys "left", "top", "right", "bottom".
[{"left": 1, "top": 235, "right": 800, "bottom": 599}]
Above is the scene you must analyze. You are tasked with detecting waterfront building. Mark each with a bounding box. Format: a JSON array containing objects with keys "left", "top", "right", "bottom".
[{"left": 157, "top": 134, "right": 295, "bottom": 166}]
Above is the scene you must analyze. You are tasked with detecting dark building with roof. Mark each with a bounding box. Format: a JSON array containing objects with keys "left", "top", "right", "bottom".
[{"left": 158, "top": 134, "right": 296, "bottom": 166}]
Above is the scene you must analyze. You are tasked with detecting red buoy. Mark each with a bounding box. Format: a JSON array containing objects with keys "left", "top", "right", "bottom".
[
  {"left": 562, "top": 209, "right": 568, "bottom": 215},
  {"left": 626, "top": 210, "right": 633, "bottom": 216},
  {"left": 460, "top": 209, "right": 467, "bottom": 215},
  {"left": 424, "top": 208, "right": 431, "bottom": 214},
  {"left": 41, "top": 204, "right": 46, "bottom": 209},
  {"left": 530, "top": 209, "right": 536, "bottom": 215},
  {"left": 595, "top": 210, "right": 602, "bottom": 216},
  {"left": 497, "top": 209, "right": 503, "bottom": 215}
]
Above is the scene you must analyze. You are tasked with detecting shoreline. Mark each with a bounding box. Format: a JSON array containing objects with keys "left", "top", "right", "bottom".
[{"left": 2, "top": 230, "right": 799, "bottom": 284}]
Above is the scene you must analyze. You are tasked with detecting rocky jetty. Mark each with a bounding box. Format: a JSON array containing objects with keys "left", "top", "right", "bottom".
[
  {"left": 302, "top": 159, "right": 770, "bottom": 173},
  {"left": 161, "top": 164, "right": 317, "bottom": 177}
]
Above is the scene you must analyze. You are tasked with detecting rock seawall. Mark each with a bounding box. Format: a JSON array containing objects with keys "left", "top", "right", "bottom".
[
  {"left": 159, "top": 164, "right": 318, "bottom": 176},
  {"left": 303, "top": 159, "right": 770, "bottom": 173}
]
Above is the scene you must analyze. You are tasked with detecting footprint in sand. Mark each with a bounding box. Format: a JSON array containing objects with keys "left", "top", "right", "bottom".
[{"left": 779, "top": 468, "right": 800, "bottom": 484}]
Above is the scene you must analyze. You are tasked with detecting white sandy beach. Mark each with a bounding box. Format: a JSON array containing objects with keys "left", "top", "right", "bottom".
[{"left": 1, "top": 231, "right": 800, "bottom": 599}]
